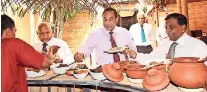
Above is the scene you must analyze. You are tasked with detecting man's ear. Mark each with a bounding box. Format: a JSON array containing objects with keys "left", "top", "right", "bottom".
[
  {"left": 5, "top": 28, "right": 12, "bottom": 36},
  {"left": 116, "top": 17, "right": 119, "bottom": 23},
  {"left": 182, "top": 25, "right": 187, "bottom": 32}
]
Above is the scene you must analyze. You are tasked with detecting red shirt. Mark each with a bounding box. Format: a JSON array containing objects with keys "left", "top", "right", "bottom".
[{"left": 1, "top": 38, "right": 45, "bottom": 92}]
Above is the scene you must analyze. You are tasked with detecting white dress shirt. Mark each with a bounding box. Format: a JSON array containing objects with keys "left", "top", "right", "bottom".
[
  {"left": 78, "top": 26, "right": 137, "bottom": 65},
  {"left": 33, "top": 37, "right": 74, "bottom": 64},
  {"left": 135, "top": 33, "right": 207, "bottom": 65},
  {"left": 129, "top": 23, "right": 154, "bottom": 46},
  {"left": 156, "top": 24, "right": 169, "bottom": 43}
]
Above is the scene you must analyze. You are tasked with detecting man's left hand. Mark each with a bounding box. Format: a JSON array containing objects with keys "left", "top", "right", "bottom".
[{"left": 123, "top": 49, "right": 137, "bottom": 59}]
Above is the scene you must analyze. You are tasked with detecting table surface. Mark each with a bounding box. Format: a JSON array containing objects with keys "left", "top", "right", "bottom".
[{"left": 27, "top": 71, "right": 207, "bottom": 92}]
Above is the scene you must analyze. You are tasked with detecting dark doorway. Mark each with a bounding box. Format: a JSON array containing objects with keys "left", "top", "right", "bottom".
[{"left": 117, "top": 11, "right": 138, "bottom": 30}]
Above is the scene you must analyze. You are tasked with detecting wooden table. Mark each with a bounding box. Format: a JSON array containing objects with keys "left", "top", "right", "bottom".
[{"left": 27, "top": 71, "right": 207, "bottom": 92}]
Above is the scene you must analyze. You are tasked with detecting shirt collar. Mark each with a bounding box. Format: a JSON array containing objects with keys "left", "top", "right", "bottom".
[
  {"left": 47, "top": 37, "right": 54, "bottom": 45},
  {"left": 175, "top": 33, "right": 188, "bottom": 46},
  {"left": 40, "top": 37, "right": 53, "bottom": 45},
  {"left": 103, "top": 26, "right": 118, "bottom": 35}
]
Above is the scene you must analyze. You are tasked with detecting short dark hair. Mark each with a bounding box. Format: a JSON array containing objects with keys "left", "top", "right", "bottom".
[
  {"left": 1, "top": 14, "right": 15, "bottom": 36},
  {"left": 102, "top": 7, "right": 118, "bottom": 18},
  {"left": 165, "top": 13, "right": 187, "bottom": 26}
]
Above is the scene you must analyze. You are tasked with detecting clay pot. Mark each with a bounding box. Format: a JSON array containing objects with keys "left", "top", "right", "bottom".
[
  {"left": 103, "top": 63, "right": 123, "bottom": 82},
  {"left": 169, "top": 57, "right": 207, "bottom": 88},
  {"left": 152, "top": 64, "right": 171, "bottom": 72},
  {"left": 128, "top": 61, "right": 137, "bottom": 65},
  {"left": 143, "top": 69, "right": 170, "bottom": 91},
  {"left": 125, "top": 64, "right": 148, "bottom": 79},
  {"left": 117, "top": 61, "right": 128, "bottom": 73}
]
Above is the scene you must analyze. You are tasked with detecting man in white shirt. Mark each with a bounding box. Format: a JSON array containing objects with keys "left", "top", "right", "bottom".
[
  {"left": 74, "top": 7, "right": 137, "bottom": 66},
  {"left": 129, "top": 12, "right": 154, "bottom": 54},
  {"left": 33, "top": 22, "right": 74, "bottom": 64},
  {"left": 127, "top": 13, "right": 207, "bottom": 65}
]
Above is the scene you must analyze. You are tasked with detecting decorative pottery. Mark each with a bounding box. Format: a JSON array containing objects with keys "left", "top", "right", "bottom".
[
  {"left": 117, "top": 61, "right": 129, "bottom": 72},
  {"left": 152, "top": 64, "right": 171, "bottom": 72},
  {"left": 143, "top": 69, "right": 170, "bottom": 91},
  {"left": 169, "top": 57, "right": 207, "bottom": 88},
  {"left": 103, "top": 63, "right": 123, "bottom": 82},
  {"left": 125, "top": 64, "right": 148, "bottom": 79}
]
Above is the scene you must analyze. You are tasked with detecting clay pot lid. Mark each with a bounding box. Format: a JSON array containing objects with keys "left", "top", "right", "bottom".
[
  {"left": 172, "top": 57, "right": 204, "bottom": 63},
  {"left": 103, "top": 63, "right": 123, "bottom": 82},
  {"left": 143, "top": 69, "right": 170, "bottom": 91}
]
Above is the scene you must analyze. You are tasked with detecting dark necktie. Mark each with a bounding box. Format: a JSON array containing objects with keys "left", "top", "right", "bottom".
[
  {"left": 42, "top": 43, "right": 48, "bottom": 53},
  {"left": 166, "top": 42, "right": 178, "bottom": 59},
  {"left": 141, "top": 25, "right": 146, "bottom": 43},
  {"left": 109, "top": 32, "right": 120, "bottom": 62}
]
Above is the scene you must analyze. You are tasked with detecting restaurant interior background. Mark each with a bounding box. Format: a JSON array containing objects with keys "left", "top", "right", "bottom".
[
  {"left": 2, "top": 0, "right": 207, "bottom": 54},
  {"left": 2, "top": 0, "right": 207, "bottom": 92}
]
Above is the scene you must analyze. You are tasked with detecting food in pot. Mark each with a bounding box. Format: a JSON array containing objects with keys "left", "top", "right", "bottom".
[
  {"left": 75, "top": 64, "right": 88, "bottom": 69},
  {"left": 56, "top": 64, "right": 69, "bottom": 68},
  {"left": 66, "top": 69, "right": 77, "bottom": 76},
  {"left": 74, "top": 70, "right": 88, "bottom": 74}
]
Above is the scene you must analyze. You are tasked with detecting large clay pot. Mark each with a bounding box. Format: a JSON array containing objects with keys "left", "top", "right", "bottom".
[
  {"left": 125, "top": 64, "right": 148, "bottom": 79},
  {"left": 103, "top": 63, "right": 123, "bottom": 82},
  {"left": 117, "top": 61, "right": 129, "bottom": 73},
  {"left": 143, "top": 69, "right": 170, "bottom": 91},
  {"left": 152, "top": 64, "right": 171, "bottom": 72},
  {"left": 118, "top": 61, "right": 138, "bottom": 73},
  {"left": 169, "top": 57, "right": 207, "bottom": 88}
]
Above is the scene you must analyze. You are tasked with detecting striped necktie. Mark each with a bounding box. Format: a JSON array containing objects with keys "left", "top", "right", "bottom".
[{"left": 109, "top": 32, "right": 120, "bottom": 62}]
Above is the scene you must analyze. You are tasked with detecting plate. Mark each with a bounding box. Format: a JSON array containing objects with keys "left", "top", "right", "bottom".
[
  {"left": 105, "top": 47, "right": 128, "bottom": 53},
  {"left": 50, "top": 63, "right": 72, "bottom": 74},
  {"left": 26, "top": 70, "right": 46, "bottom": 78}
]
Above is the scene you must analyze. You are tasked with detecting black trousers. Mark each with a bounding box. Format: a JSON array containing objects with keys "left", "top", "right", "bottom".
[{"left": 136, "top": 45, "right": 153, "bottom": 54}]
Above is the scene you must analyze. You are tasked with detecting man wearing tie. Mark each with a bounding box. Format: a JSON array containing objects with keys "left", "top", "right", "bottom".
[
  {"left": 129, "top": 11, "right": 154, "bottom": 54},
  {"left": 126, "top": 13, "right": 207, "bottom": 66},
  {"left": 33, "top": 22, "right": 74, "bottom": 64},
  {"left": 74, "top": 7, "right": 137, "bottom": 66}
]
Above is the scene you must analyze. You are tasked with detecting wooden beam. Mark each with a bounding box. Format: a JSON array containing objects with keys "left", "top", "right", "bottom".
[{"left": 176, "top": 0, "right": 182, "bottom": 13}]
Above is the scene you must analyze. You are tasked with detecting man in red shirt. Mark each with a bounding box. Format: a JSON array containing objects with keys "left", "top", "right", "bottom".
[{"left": 1, "top": 14, "right": 54, "bottom": 92}]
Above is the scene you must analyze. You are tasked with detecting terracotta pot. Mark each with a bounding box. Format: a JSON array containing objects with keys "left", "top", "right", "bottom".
[
  {"left": 117, "top": 61, "right": 129, "bottom": 73},
  {"left": 152, "top": 64, "right": 171, "bottom": 72},
  {"left": 103, "top": 63, "right": 123, "bottom": 82},
  {"left": 143, "top": 69, "right": 170, "bottom": 91},
  {"left": 169, "top": 57, "right": 207, "bottom": 88},
  {"left": 125, "top": 64, "right": 148, "bottom": 79},
  {"left": 128, "top": 61, "right": 137, "bottom": 65}
]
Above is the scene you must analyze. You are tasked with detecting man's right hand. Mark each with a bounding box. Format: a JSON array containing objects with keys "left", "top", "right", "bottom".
[{"left": 74, "top": 52, "right": 84, "bottom": 62}]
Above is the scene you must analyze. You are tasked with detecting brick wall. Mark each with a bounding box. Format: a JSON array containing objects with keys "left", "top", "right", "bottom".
[
  {"left": 167, "top": 1, "right": 207, "bottom": 33},
  {"left": 62, "top": 10, "right": 102, "bottom": 53}
]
